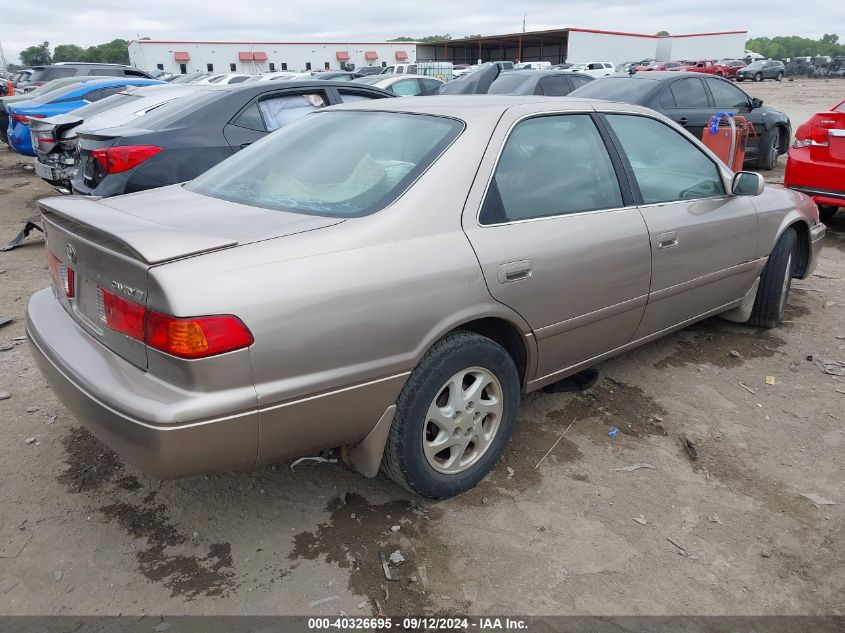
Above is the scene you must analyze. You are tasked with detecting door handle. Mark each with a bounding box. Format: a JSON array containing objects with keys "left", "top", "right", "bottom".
[
  {"left": 678, "top": 117, "right": 688, "bottom": 125},
  {"left": 497, "top": 260, "right": 533, "bottom": 283},
  {"left": 657, "top": 231, "right": 679, "bottom": 249}
]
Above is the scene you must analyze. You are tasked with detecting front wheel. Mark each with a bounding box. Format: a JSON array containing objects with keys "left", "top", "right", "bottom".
[
  {"left": 755, "top": 72, "right": 763, "bottom": 82},
  {"left": 381, "top": 331, "right": 521, "bottom": 498},
  {"left": 757, "top": 127, "right": 782, "bottom": 170},
  {"left": 737, "top": 77, "right": 745, "bottom": 82},
  {"left": 748, "top": 228, "right": 798, "bottom": 328},
  {"left": 776, "top": 71, "right": 784, "bottom": 81}
]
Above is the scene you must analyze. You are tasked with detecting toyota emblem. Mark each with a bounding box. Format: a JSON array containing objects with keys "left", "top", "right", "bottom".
[{"left": 66, "top": 243, "right": 77, "bottom": 264}]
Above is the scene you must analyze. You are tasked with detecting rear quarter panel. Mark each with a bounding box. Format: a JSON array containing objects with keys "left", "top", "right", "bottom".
[{"left": 146, "top": 115, "right": 533, "bottom": 456}]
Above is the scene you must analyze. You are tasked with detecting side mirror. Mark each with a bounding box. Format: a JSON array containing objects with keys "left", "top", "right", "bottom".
[
  {"left": 750, "top": 97, "right": 763, "bottom": 109},
  {"left": 732, "top": 171, "right": 765, "bottom": 196}
]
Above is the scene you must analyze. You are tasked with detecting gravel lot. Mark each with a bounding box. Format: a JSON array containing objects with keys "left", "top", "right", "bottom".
[{"left": 0, "top": 79, "right": 843, "bottom": 617}]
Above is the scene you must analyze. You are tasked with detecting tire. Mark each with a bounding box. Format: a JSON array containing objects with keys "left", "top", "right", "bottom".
[
  {"left": 737, "top": 77, "right": 745, "bottom": 82},
  {"left": 819, "top": 205, "right": 839, "bottom": 222},
  {"left": 756, "top": 127, "right": 782, "bottom": 170},
  {"left": 754, "top": 72, "right": 763, "bottom": 82},
  {"left": 382, "top": 331, "right": 520, "bottom": 499},
  {"left": 748, "top": 228, "right": 798, "bottom": 329},
  {"left": 776, "top": 71, "right": 784, "bottom": 82}
]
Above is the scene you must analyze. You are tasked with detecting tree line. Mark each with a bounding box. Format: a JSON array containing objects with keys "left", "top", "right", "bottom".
[
  {"left": 745, "top": 34, "right": 844, "bottom": 59},
  {"left": 17, "top": 39, "right": 130, "bottom": 67}
]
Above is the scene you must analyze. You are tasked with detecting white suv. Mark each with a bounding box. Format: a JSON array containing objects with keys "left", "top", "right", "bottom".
[{"left": 563, "top": 62, "right": 615, "bottom": 78}]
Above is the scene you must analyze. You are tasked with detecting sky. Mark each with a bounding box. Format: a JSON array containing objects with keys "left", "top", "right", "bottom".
[{"left": 2, "top": 0, "right": 842, "bottom": 64}]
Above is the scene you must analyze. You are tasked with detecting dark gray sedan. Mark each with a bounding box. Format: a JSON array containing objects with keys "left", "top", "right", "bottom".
[
  {"left": 487, "top": 70, "right": 593, "bottom": 95},
  {"left": 71, "top": 80, "right": 394, "bottom": 197}
]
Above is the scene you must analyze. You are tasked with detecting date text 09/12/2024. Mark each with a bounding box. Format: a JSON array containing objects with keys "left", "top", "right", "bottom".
[{"left": 307, "top": 617, "right": 529, "bottom": 630}]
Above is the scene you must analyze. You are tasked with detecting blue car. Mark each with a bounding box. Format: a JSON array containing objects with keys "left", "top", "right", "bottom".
[{"left": 7, "top": 78, "right": 163, "bottom": 156}]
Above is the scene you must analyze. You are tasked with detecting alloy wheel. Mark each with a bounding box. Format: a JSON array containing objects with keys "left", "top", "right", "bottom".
[{"left": 422, "top": 367, "right": 504, "bottom": 474}]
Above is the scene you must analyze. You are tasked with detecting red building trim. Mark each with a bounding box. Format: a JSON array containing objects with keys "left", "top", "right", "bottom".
[
  {"left": 253, "top": 51, "right": 268, "bottom": 61},
  {"left": 173, "top": 51, "right": 190, "bottom": 61},
  {"left": 365, "top": 51, "right": 379, "bottom": 60},
  {"left": 336, "top": 51, "right": 350, "bottom": 61},
  {"left": 238, "top": 52, "right": 254, "bottom": 61},
  {"left": 395, "top": 50, "right": 409, "bottom": 61}
]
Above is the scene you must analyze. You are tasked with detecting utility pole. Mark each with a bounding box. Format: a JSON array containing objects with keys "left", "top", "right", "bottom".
[
  {"left": 0, "top": 41, "right": 8, "bottom": 70},
  {"left": 518, "top": 13, "right": 526, "bottom": 63}
]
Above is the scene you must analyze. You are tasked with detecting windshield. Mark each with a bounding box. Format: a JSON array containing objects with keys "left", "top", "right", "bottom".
[
  {"left": 488, "top": 73, "right": 536, "bottom": 94},
  {"left": 187, "top": 111, "right": 463, "bottom": 217},
  {"left": 568, "top": 77, "right": 657, "bottom": 101}
]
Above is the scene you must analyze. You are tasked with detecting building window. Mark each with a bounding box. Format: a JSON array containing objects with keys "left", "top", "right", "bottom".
[
  {"left": 207, "top": 63, "right": 214, "bottom": 72},
  {"left": 305, "top": 62, "right": 312, "bottom": 70},
  {"left": 381, "top": 61, "right": 387, "bottom": 67},
  {"left": 281, "top": 62, "right": 288, "bottom": 70},
  {"left": 230, "top": 63, "right": 236, "bottom": 71},
  {"left": 269, "top": 62, "right": 275, "bottom": 71},
  {"left": 324, "top": 62, "right": 330, "bottom": 70},
  {"left": 156, "top": 63, "right": 164, "bottom": 70},
  {"left": 179, "top": 63, "right": 187, "bottom": 74}
]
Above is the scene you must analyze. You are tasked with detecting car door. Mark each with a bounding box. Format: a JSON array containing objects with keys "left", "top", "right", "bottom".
[
  {"left": 601, "top": 112, "right": 759, "bottom": 337},
  {"left": 461, "top": 110, "right": 652, "bottom": 382},
  {"left": 658, "top": 77, "right": 714, "bottom": 140},
  {"left": 222, "top": 89, "right": 329, "bottom": 149}
]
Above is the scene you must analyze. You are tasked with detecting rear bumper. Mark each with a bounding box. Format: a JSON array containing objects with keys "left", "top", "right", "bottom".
[
  {"left": 785, "top": 149, "right": 845, "bottom": 209},
  {"left": 26, "top": 288, "right": 259, "bottom": 477}
]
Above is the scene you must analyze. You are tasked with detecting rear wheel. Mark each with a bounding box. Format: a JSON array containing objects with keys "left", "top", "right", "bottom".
[
  {"left": 382, "top": 331, "right": 521, "bottom": 498},
  {"left": 748, "top": 228, "right": 798, "bottom": 328},
  {"left": 754, "top": 72, "right": 763, "bottom": 82},
  {"left": 757, "top": 127, "right": 782, "bottom": 170},
  {"left": 776, "top": 71, "right": 784, "bottom": 81},
  {"left": 819, "top": 205, "right": 840, "bottom": 222},
  {"left": 737, "top": 77, "right": 745, "bottom": 82}
]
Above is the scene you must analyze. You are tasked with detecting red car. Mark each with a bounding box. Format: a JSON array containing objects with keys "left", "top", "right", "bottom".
[
  {"left": 713, "top": 60, "right": 747, "bottom": 79},
  {"left": 634, "top": 61, "right": 684, "bottom": 72},
  {"left": 673, "top": 60, "right": 718, "bottom": 74},
  {"left": 785, "top": 98, "right": 845, "bottom": 222}
]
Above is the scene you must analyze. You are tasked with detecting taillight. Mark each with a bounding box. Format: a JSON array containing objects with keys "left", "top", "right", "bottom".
[
  {"left": 47, "top": 251, "right": 74, "bottom": 298},
  {"left": 90, "top": 145, "right": 162, "bottom": 174},
  {"left": 793, "top": 123, "right": 829, "bottom": 148},
  {"left": 11, "top": 113, "right": 45, "bottom": 124},
  {"left": 98, "top": 289, "right": 253, "bottom": 359}
]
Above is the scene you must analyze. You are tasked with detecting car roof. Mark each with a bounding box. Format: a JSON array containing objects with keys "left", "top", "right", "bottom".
[
  {"left": 199, "top": 79, "right": 394, "bottom": 95},
  {"left": 624, "top": 71, "right": 708, "bottom": 81},
  {"left": 326, "top": 94, "right": 654, "bottom": 118}
]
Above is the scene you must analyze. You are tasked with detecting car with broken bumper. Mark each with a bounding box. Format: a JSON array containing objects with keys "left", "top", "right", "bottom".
[{"left": 27, "top": 96, "right": 825, "bottom": 499}]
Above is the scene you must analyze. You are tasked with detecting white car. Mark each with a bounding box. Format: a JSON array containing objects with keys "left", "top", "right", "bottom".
[
  {"left": 243, "top": 71, "right": 302, "bottom": 82},
  {"left": 561, "top": 62, "right": 615, "bottom": 78},
  {"left": 193, "top": 73, "right": 252, "bottom": 85},
  {"left": 514, "top": 61, "right": 551, "bottom": 70},
  {"left": 353, "top": 73, "right": 443, "bottom": 96}
]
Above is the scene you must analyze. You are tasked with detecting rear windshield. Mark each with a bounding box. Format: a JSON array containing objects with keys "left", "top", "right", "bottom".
[
  {"left": 836, "top": 102, "right": 845, "bottom": 112},
  {"left": 187, "top": 111, "right": 463, "bottom": 217},
  {"left": 488, "top": 73, "right": 537, "bottom": 94},
  {"left": 67, "top": 93, "right": 140, "bottom": 119},
  {"left": 30, "top": 67, "right": 77, "bottom": 82},
  {"left": 568, "top": 77, "right": 657, "bottom": 101},
  {"left": 23, "top": 82, "right": 89, "bottom": 104}
]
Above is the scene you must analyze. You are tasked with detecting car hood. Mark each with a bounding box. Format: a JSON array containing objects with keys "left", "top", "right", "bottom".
[{"left": 77, "top": 184, "right": 347, "bottom": 263}]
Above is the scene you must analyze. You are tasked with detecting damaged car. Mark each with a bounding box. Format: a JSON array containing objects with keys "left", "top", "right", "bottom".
[
  {"left": 28, "top": 97, "right": 824, "bottom": 499},
  {"left": 31, "top": 84, "right": 200, "bottom": 192}
]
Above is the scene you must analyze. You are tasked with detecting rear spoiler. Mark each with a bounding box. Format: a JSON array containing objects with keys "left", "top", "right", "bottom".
[{"left": 37, "top": 196, "right": 237, "bottom": 265}]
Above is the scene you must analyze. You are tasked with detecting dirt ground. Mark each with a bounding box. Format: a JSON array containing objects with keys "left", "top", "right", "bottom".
[{"left": 0, "top": 79, "right": 843, "bottom": 617}]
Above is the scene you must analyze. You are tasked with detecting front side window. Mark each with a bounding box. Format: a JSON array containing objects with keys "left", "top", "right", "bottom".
[
  {"left": 605, "top": 114, "right": 725, "bottom": 204},
  {"left": 189, "top": 111, "right": 463, "bottom": 217},
  {"left": 669, "top": 78, "right": 709, "bottom": 107},
  {"left": 538, "top": 75, "right": 570, "bottom": 96},
  {"left": 480, "top": 114, "right": 623, "bottom": 225},
  {"left": 707, "top": 79, "right": 750, "bottom": 109}
]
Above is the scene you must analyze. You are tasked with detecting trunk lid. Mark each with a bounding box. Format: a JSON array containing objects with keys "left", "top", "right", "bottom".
[
  {"left": 39, "top": 187, "right": 344, "bottom": 368},
  {"left": 809, "top": 110, "right": 845, "bottom": 163},
  {"left": 30, "top": 113, "right": 84, "bottom": 156}
]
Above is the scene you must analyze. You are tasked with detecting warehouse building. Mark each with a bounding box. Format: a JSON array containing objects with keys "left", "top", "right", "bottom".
[
  {"left": 127, "top": 39, "right": 417, "bottom": 75},
  {"left": 416, "top": 28, "right": 748, "bottom": 66}
]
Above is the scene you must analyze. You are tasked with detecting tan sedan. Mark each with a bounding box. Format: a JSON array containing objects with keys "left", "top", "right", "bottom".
[{"left": 27, "top": 96, "right": 825, "bottom": 498}]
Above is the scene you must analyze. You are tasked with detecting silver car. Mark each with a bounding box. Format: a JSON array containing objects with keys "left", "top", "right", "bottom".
[{"left": 27, "top": 96, "right": 825, "bottom": 498}]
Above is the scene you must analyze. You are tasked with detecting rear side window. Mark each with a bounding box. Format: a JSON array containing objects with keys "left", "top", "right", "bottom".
[
  {"left": 85, "top": 86, "right": 126, "bottom": 102},
  {"left": 669, "top": 78, "right": 709, "bottom": 107},
  {"left": 234, "top": 93, "right": 327, "bottom": 132},
  {"left": 390, "top": 79, "right": 422, "bottom": 96},
  {"left": 92, "top": 68, "right": 122, "bottom": 76},
  {"left": 188, "top": 111, "right": 463, "bottom": 217},
  {"left": 605, "top": 114, "right": 725, "bottom": 204},
  {"left": 537, "top": 75, "right": 571, "bottom": 96},
  {"left": 31, "top": 67, "right": 76, "bottom": 82},
  {"left": 480, "top": 114, "right": 623, "bottom": 224}
]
